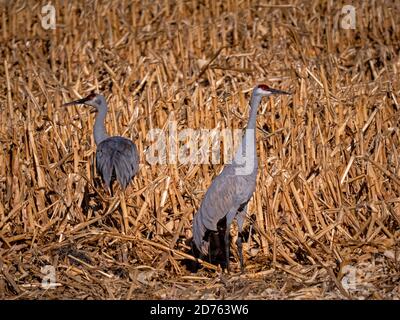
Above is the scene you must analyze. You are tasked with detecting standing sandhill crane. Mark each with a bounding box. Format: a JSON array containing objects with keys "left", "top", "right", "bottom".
[
  {"left": 192, "top": 84, "right": 290, "bottom": 272},
  {"left": 63, "top": 93, "right": 139, "bottom": 194}
]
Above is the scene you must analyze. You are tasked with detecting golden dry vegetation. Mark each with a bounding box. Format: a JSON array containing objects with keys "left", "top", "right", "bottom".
[{"left": 1, "top": 0, "right": 400, "bottom": 299}]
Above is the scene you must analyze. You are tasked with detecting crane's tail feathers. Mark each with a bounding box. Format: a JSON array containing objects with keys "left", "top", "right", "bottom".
[
  {"left": 113, "top": 154, "right": 135, "bottom": 190},
  {"left": 97, "top": 155, "right": 113, "bottom": 191},
  {"left": 192, "top": 213, "right": 210, "bottom": 256}
]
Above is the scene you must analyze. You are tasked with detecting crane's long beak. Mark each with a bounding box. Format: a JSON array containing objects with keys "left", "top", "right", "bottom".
[
  {"left": 269, "top": 88, "right": 291, "bottom": 95},
  {"left": 62, "top": 97, "right": 91, "bottom": 107}
]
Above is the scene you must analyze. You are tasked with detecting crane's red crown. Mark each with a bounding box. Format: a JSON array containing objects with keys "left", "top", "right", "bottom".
[
  {"left": 86, "top": 92, "right": 98, "bottom": 100},
  {"left": 257, "top": 84, "right": 270, "bottom": 91}
]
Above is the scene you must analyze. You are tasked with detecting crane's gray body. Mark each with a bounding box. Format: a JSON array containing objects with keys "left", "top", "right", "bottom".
[
  {"left": 63, "top": 93, "right": 139, "bottom": 192},
  {"left": 96, "top": 136, "right": 139, "bottom": 191},
  {"left": 192, "top": 85, "right": 289, "bottom": 271},
  {"left": 193, "top": 143, "right": 258, "bottom": 256}
]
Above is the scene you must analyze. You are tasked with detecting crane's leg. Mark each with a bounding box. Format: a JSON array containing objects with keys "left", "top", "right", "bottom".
[
  {"left": 236, "top": 203, "right": 248, "bottom": 273},
  {"left": 225, "top": 210, "right": 237, "bottom": 272},
  {"left": 190, "top": 238, "right": 204, "bottom": 272},
  {"left": 236, "top": 233, "right": 244, "bottom": 273},
  {"left": 207, "top": 231, "right": 217, "bottom": 265},
  {"left": 209, "top": 230, "right": 225, "bottom": 268},
  {"left": 224, "top": 225, "right": 230, "bottom": 272},
  {"left": 215, "top": 217, "right": 227, "bottom": 269},
  {"left": 208, "top": 233, "right": 213, "bottom": 264}
]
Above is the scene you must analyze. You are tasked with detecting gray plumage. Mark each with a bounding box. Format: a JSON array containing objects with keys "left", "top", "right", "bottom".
[
  {"left": 63, "top": 93, "right": 139, "bottom": 193},
  {"left": 192, "top": 84, "right": 290, "bottom": 271},
  {"left": 96, "top": 136, "right": 139, "bottom": 191}
]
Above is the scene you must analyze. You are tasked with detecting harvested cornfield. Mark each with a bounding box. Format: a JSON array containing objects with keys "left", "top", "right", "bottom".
[{"left": 1, "top": 0, "right": 400, "bottom": 300}]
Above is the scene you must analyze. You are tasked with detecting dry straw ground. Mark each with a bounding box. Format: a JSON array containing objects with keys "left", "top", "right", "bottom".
[{"left": 1, "top": 0, "right": 400, "bottom": 300}]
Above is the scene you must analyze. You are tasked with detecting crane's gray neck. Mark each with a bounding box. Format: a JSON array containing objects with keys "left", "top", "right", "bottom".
[
  {"left": 246, "top": 93, "right": 262, "bottom": 130},
  {"left": 94, "top": 103, "right": 108, "bottom": 145},
  {"left": 232, "top": 93, "right": 263, "bottom": 174}
]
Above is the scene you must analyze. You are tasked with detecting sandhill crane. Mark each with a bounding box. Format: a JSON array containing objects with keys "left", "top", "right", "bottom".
[
  {"left": 192, "top": 84, "right": 290, "bottom": 272},
  {"left": 63, "top": 93, "right": 139, "bottom": 194}
]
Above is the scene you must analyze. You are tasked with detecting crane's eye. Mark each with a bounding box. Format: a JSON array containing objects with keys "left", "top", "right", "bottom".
[{"left": 258, "top": 84, "right": 269, "bottom": 91}]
